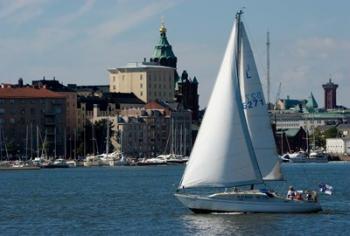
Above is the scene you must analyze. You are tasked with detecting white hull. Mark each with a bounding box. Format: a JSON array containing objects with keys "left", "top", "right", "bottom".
[{"left": 175, "top": 193, "right": 322, "bottom": 213}]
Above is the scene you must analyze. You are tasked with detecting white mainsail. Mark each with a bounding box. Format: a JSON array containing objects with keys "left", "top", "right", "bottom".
[
  {"left": 179, "top": 17, "right": 263, "bottom": 189},
  {"left": 238, "top": 23, "right": 283, "bottom": 180}
]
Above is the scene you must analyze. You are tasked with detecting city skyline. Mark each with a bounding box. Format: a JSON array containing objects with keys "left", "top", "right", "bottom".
[{"left": 0, "top": 0, "right": 349, "bottom": 108}]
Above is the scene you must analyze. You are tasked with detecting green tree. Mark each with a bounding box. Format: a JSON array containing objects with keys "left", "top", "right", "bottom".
[{"left": 313, "top": 126, "right": 339, "bottom": 149}]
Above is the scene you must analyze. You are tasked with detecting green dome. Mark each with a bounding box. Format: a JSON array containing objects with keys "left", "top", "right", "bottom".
[{"left": 150, "top": 23, "right": 177, "bottom": 68}]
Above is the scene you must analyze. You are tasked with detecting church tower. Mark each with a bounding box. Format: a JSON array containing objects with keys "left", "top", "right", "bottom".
[{"left": 150, "top": 22, "right": 177, "bottom": 69}]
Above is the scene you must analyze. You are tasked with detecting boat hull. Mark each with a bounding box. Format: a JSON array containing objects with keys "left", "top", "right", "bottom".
[{"left": 175, "top": 193, "right": 322, "bottom": 213}]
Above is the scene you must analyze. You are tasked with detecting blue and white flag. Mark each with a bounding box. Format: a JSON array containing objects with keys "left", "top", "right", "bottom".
[{"left": 319, "top": 183, "right": 333, "bottom": 195}]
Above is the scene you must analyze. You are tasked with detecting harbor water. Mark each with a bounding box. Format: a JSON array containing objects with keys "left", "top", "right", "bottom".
[{"left": 0, "top": 163, "right": 350, "bottom": 235}]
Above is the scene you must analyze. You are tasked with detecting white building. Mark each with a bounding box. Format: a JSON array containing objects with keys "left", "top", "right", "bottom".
[
  {"left": 108, "top": 62, "right": 176, "bottom": 103},
  {"left": 326, "top": 138, "right": 350, "bottom": 154}
]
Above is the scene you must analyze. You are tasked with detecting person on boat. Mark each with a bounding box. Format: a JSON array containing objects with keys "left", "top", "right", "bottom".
[
  {"left": 295, "top": 191, "right": 303, "bottom": 201},
  {"left": 287, "top": 186, "right": 296, "bottom": 200},
  {"left": 305, "top": 190, "right": 313, "bottom": 201}
]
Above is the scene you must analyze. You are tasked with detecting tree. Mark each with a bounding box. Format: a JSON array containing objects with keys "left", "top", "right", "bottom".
[
  {"left": 76, "top": 119, "right": 114, "bottom": 157},
  {"left": 313, "top": 126, "right": 339, "bottom": 149}
]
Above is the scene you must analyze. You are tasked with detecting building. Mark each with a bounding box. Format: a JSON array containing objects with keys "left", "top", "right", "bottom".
[
  {"left": 175, "top": 71, "right": 199, "bottom": 121},
  {"left": 149, "top": 23, "right": 200, "bottom": 121},
  {"left": 322, "top": 78, "right": 338, "bottom": 110},
  {"left": 326, "top": 138, "right": 350, "bottom": 154},
  {"left": 77, "top": 92, "right": 145, "bottom": 130},
  {"left": 337, "top": 123, "right": 350, "bottom": 138},
  {"left": 0, "top": 85, "right": 66, "bottom": 158},
  {"left": 272, "top": 110, "right": 350, "bottom": 132},
  {"left": 32, "top": 78, "right": 77, "bottom": 143},
  {"left": 92, "top": 100, "right": 192, "bottom": 157},
  {"left": 108, "top": 62, "right": 175, "bottom": 103},
  {"left": 275, "top": 96, "right": 305, "bottom": 111},
  {"left": 67, "top": 84, "right": 109, "bottom": 97},
  {"left": 274, "top": 127, "right": 307, "bottom": 154},
  {"left": 150, "top": 22, "right": 177, "bottom": 69}
]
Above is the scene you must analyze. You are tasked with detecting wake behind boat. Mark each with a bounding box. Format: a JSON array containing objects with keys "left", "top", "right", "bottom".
[{"left": 175, "top": 11, "right": 321, "bottom": 213}]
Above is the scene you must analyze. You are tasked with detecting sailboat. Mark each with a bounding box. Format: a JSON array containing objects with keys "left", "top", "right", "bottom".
[{"left": 175, "top": 11, "right": 321, "bottom": 213}]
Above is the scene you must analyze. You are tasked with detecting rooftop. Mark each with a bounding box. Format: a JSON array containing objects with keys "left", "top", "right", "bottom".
[
  {"left": 0, "top": 86, "right": 65, "bottom": 99},
  {"left": 109, "top": 62, "right": 175, "bottom": 72}
]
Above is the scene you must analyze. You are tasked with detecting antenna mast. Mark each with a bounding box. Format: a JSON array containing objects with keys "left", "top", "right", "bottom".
[{"left": 266, "top": 31, "right": 270, "bottom": 108}]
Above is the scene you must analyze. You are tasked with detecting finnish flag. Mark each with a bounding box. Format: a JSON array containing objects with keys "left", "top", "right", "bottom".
[{"left": 319, "top": 183, "right": 333, "bottom": 195}]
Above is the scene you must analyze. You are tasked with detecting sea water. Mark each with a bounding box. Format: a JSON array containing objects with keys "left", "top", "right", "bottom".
[{"left": 0, "top": 163, "right": 349, "bottom": 235}]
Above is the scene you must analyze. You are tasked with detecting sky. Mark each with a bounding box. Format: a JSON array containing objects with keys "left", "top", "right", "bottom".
[{"left": 0, "top": 0, "right": 349, "bottom": 109}]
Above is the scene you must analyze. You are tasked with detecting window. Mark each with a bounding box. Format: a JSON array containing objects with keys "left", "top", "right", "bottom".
[
  {"left": 140, "top": 83, "right": 143, "bottom": 88},
  {"left": 140, "top": 92, "right": 143, "bottom": 96},
  {"left": 140, "top": 75, "right": 143, "bottom": 80},
  {"left": 113, "top": 85, "right": 116, "bottom": 90},
  {"left": 113, "top": 76, "right": 116, "bottom": 82}
]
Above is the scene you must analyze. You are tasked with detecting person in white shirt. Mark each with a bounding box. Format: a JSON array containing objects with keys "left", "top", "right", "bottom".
[{"left": 287, "top": 186, "right": 296, "bottom": 200}]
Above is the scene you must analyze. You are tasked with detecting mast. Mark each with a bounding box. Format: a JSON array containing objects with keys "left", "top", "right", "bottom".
[
  {"left": 235, "top": 10, "right": 263, "bottom": 182},
  {"left": 74, "top": 128, "right": 77, "bottom": 160},
  {"left": 0, "top": 126, "right": 2, "bottom": 160},
  {"left": 25, "top": 125, "right": 28, "bottom": 160},
  {"left": 30, "top": 123, "right": 33, "bottom": 160},
  {"left": 36, "top": 125, "right": 39, "bottom": 158},
  {"left": 184, "top": 125, "right": 187, "bottom": 156},
  {"left": 106, "top": 119, "right": 110, "bottom": 156},
  {"left": 266, "top": 31, "right": 270, "bottom": 107},
  {"left": 170, "top": 118, "right": 174, "bottom": 155},
  {"left": 64, "top": 128, "right": 67, "bottom": 158},
  {"left": 54, "top": 127, "right": 57, "bottom": 160},
  {"left": 83, "top": 124, "right": 86, "bottom": 157}
]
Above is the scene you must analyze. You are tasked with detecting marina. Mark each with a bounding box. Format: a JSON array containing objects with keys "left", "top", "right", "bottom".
[{"left": 0, "top": 163, "right": 349, "bottom": 235}]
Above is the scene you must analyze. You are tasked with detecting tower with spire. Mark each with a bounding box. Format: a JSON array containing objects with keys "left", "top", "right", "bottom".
[
  {"left": 149, "top": 21, "right": 200, "bottom": 121},
  {"left": 150, "top": 22, "right": 177, "bottom": 69}
]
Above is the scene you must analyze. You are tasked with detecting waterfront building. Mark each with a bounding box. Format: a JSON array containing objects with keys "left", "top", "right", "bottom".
[
  {"left": 271, "top": 110, "right": 350, "bottom": 132},
  {"left": 273, "top": 127, "right": 307, "bottom": 154},
  {"left": 32, "top": 78, "right": 77, "bottom": 144},
  {"left": 92, "top": 100, "right": 192, "bottom": 157},
  {"left": 0, "top": 84, "right": 66, "bottom": 158},
  {"left": 326, "top": 138, "right": 350, "bottom": 155},
  {"left": 323, "top": 78, "right": 338, "bottom": 110}
]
